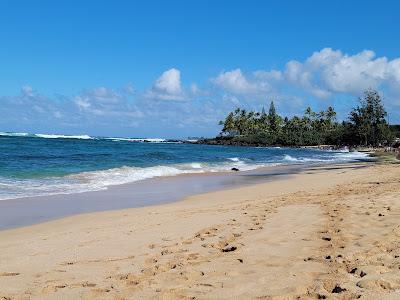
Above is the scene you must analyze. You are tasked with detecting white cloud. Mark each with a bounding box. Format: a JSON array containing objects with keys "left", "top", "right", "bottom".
[
  {"left": 212, "top": 69, "right": 266, "bottom": 95},
  {"left": 145, "top": 68, "right": 186, "bottom": 101},
  {"left": 253, "top": 69, "right": 282, "bottom": 81},
  {"left": 73, "top": 87, "right": 144, "bottom": 118},
  {"left": 74, "top": 96, "right": 91, "bottom": 111},
  {"left": 285, "top": 60, "right": 332, "bottom": 98},
  {"left": 21, "top": 85, "right": 35, "bottom": 97},
  {"left": 83, "top": 87, "right": 122, "bottom": 104},
  {"left": 285, "top": 48, "right": 400, "bottom": 97},
  {"left": 212, "top": 69, "right": 285, "bottom": 99},
  {"left": 388, "top": 59, "right": 400, "bottom": 84},
  {"left": 222, "top": 94, "right": 240, "bottom": 106},
  {"left": 155, "top": 68, "right": 182, "bottom": 95},
  {"left": 3, "top": 48, "right": 400, "bottom": 136},
  {"left": 212, "top": 48, "right": 400, "bottom": 104},
  {"left": 123, "top": 83, "right": 135, "bottom": 95}
]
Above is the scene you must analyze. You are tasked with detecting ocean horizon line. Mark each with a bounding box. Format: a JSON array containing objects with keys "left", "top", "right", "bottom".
[{"left": 0, "top": 131, "right": 198, "bottom": 143}]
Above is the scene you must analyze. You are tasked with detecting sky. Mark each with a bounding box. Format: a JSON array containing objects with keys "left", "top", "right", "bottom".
[{"left": 0, "top": 0, "right": 399, "bottom": 138}]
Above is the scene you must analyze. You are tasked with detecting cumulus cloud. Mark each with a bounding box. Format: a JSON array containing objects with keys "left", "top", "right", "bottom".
[
  {"left": 74, "top": 87, "right": 143, "bottom": 118},
  {"left": 0, "top": 87, "right": 78, "bottom": 131},
  {"left": 2, "top": 48, "right": 400, "bottom": 137},
  {"left": 155, "top": 68, "right": 182, "bottom": 95},
  {"left": 253, "top": 69, "right": 282, "bottom": 81},
  {"left": 83, "top": 87, "right": 122, "bottom": 104},
  {"left": 284, "top": 48, "right": 400, "bottom": 98},
  {"left": 212, "top": 68, "right": 284, "bottom": 98},
  {"left": 145, "top": 68, "right": 186, "bottom": 101},
  {"left": 211, "top": 48, "right": 400, "bottom": 111},
  {"left": 74, "top": 96, "right": 91, "bottom": 111},
  {"left": 212, "top": 69, "right": 260, "bottom": 94},
  {"left": 285, "top": 60, "right": 331, "bottom": 98}
]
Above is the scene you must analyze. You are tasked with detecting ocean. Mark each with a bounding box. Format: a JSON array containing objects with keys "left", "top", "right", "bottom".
[{"left": 0, "top": 132, "right": 370, "bottom": 201}]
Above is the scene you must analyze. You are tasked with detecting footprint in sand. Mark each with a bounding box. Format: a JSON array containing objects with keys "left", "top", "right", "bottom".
[
  {"left": 60, "top": 261, "right": 75, "bottom": 266},
  {"left": 0, "top": 272, "right": 20, "bottom": 277}
]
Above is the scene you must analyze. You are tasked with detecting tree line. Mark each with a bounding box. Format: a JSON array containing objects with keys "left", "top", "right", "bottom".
[{"left": 218, "top": 89, "right": 395, "bottom": 147}]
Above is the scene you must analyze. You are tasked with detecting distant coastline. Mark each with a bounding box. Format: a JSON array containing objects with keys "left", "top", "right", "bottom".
[
  {"left": 212, "top": 89, "right": 399, "bottom": 151},
  {"left": 194, "top": 136, "right": 344, "bottom": 150}
]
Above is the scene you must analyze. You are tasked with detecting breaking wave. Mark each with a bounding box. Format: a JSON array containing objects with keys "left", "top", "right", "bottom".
[
  {"left": 0, "top": 132, "right": 373, "bottom": 200},
  {"left": 35, "top": 134, "right": 93, "bottom": 140},
  {"left": 0, "top": 162, "right": 265, "bottom": 200},
  {"left": 0, "top": 131, "right": 170, "bottom": 143}
]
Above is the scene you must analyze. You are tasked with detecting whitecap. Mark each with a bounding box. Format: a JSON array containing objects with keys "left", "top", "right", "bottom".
[
  {"left": 227, "top": 157, "right": 240, "bottom": 162},
  {"left": 0, "top": 132, "right": 29, "bottom": 137},
  {"left": 34, "top": 134, "right": 93, "bottom": 140}
]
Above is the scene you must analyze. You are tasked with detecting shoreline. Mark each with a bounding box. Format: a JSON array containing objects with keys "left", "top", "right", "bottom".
[
  {"left": 0, "top": 158, "right": 375, "bottom": 231},
  {"left": 0, "top": 163, "right": 317, "bottom": 230},
  {"left": 1, "top": 161, "right": 399, "bottom": 298}
]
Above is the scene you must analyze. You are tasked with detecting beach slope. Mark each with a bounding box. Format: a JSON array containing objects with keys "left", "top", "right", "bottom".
[{"left": 1, "top": 163, "right": 400, "bottom": 299}]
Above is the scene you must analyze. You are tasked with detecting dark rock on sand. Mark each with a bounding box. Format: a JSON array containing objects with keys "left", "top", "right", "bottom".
[
  {"left": 350, "top": 268, "right": 358, "bottom": 274},
  {"left": 332, "top": 285, "right": 346, "bottom": 293},
  {"left": 221, "top": 246, "right": 237, "bottom": 252}
]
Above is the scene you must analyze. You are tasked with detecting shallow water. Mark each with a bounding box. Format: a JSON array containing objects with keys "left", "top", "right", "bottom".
[
  {"left": 0, "top": 133, "right": 370, "bottom": 200},
  {"left": 0, "top": 164, "right": 307, "bottom": 230}
]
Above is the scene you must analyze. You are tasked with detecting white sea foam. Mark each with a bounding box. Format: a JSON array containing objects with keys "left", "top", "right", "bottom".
[
  {"left": 105, "top": 137, "right": 137, "bottom": 142},
  {"left": 282, "top": 154, "right": 319, "bottom": 162},
  {"left": 337, "top": 146, "right": 350, "bottom": 152},
  {"left": 1, "top": 132, "right": 94, "bottom": 140},
  {"left": 0, "top": 132, "right": 29, "bottom": 137},
  {"left": 76, "top": 161, "right": 275, "bottom": 188},
  {"left": 0, "top": 131, "right": 172, "bottom": 142},
  {"left": 283, "top": 151, "right": 370, "bottom": 163},
  {"left": 106, "top": 137, "right": 168, "bottom": 143},
  {"left": 0, "top": 150, "right": 370, "bottom": 201},
  {"left": 39, "top": 150, "right": 369, "bottom": 199},
  {"left": 189, "top": 163, "right": 203, "bottom": 169},
  {"left": 283, "top": 154, "right": 298, "bottom": 162},
  {"left": 0, "top": 138, "right": 373, "bottom": 201},
  {"left": 0, "top": 165, "right": 204, "bottom": 200},
  {"left": 4, "top": 131, "right": 181, "bottom": 143},
  {"left": 69, "top": 165, "right": 197, "bottom": 188},
  {"left": 333, "top": 151, "right": 370, "bottom": 160},
  {"left": 228, "top": 157, "right": 240, "bottom": 162},
  {"left": 0, "top": 161, "right": 278, "bottom": 200},
  {"left": 34, "top": 134, "right": 93, "bottom": 139}
]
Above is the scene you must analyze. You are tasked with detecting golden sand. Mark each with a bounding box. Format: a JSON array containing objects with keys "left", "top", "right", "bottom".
[{"left": 1, "top": 162, "right": 400, "bottom": 299}]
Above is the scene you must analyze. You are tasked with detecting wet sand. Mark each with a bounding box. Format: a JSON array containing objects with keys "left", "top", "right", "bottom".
[
  {"left": 1, "top": 162, "right": 400, "bottom": 299},
  {"left": 0, "top": 164, "right": 307, "bottom": 230}
]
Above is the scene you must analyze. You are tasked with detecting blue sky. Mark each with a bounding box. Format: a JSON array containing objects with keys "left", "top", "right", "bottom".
[{"left": 1, "top": 0, "right": 399, "bottom": 138}]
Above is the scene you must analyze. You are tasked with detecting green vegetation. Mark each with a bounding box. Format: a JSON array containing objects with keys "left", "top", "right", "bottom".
[
  {"left": 389, "top": 125, "right": 400, "bottom": 139},
  {"left": 218, "top": 89, "right": 396, "bottom": 147}
]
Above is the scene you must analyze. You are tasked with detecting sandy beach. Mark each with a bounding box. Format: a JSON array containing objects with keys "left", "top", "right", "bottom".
[{"left": 1, "top": 162, "right": 400, "bottom": 299}]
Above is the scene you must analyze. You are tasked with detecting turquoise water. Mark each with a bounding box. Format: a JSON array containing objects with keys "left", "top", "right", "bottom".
[{"left": 0, "top": 132, "right": 369, "bottom": 200}]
